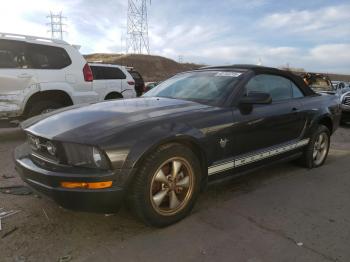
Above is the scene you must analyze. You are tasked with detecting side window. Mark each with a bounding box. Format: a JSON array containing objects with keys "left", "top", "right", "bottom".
[
  {"left": 26, "top": 43, "right": 72, "bottom": 69},
  {"left": 90, "top": 66, "right": 104, "bottom": 80},
  {"left": 291, "top": 81, "right": 304, "bottom": 98},
  {"left": 102, "top": 67, "right": 126, "bottom": 80},
  {"left": 0, "top": 39, "right": 28, "bottom": 69},
  {"left": 112, "top": 68, "right": 126, "bottom": 79},
  {"left": 246, "top": 74, "right": 293, "bottom": 102}
]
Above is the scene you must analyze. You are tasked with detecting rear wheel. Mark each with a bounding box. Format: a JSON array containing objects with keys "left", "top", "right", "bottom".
[
  {"left": 128, "top": 144, "right": 201, "bottom": 227},
  {"left": 26, "top": 100, "right": 63, "bottom": 118},
  {"left": 299, "top": 125, "right": 330, "bottom": 168}
]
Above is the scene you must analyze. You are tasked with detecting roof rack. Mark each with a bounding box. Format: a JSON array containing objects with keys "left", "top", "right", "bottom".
[{"left": 0, "top": 32, "right": 68, "bottom": 45}]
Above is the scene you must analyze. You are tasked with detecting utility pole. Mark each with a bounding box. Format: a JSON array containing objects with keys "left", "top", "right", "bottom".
[
  {"left": 47, "top": 11, "right": 66, "bottom": 40},
  {"left": 126, "top": 0, "right": 151, "bottom": 54}
]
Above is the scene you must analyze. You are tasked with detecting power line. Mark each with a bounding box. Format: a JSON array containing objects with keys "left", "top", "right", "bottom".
[
  {"left": 126, "top": 0, "right": 151, "bottom": 54},
  {"left": 47, "top": 11, "right": 66, "bottom": 40}
]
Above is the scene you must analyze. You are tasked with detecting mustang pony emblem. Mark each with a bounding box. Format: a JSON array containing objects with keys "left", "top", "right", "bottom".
[{"left": 219, "top": 138, "right": 229, "bottom": 148}]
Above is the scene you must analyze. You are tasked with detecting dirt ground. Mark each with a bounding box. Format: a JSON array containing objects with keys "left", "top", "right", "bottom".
[{"left": 0, "top": 125, "right": 349, "bottom": 262}]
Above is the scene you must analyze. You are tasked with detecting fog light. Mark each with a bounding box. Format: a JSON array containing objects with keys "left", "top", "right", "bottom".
[{"left": 61, "top": 181, "right": 113, "bottom": 189}]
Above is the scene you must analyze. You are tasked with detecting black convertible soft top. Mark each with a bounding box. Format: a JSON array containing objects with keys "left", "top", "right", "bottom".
[{"left": 199, "top": 65, "right": 316, "bottom": 96}]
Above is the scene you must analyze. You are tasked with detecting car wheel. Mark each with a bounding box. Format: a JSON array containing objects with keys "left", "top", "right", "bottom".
[
  {"left": 128, "top": 143, "right": 201, "bottom": 227},
  {"left": 26, "top": 101, "right": 63, "bottom": 118},
  {"left": 299, "top": 125, "right": 330, "bottom": 168}
]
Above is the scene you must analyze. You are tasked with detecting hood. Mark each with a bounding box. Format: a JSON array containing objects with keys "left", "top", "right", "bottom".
[{"left": 23, "top": 97, "right": 209, "bottom": 143}]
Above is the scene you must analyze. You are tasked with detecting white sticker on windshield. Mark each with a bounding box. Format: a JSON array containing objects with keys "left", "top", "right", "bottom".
[{"left": 215, "top": 72, "right": 242, "bottom": 77}]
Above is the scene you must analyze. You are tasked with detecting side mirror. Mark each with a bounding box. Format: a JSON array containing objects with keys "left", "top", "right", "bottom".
[{"left": 239, "top": 92, "right": 272, "bottom": 105}]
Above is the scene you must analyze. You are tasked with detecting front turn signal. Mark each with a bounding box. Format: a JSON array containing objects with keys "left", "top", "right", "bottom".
[{"left": 61, "top": 181, "right": 113, "bottom": 189}]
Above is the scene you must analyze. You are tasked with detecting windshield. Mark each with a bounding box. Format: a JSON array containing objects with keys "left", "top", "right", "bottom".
[{"left": 143, "top": 71, "right": 241, "bottom": 105}]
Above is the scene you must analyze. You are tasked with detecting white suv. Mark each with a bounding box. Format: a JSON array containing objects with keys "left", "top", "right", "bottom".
[
  {"left": 0, "top": 32, "right": 99, "bottom": 121},
  {"left": 89, "top": 63, "right": 136, "bottom": 100}
]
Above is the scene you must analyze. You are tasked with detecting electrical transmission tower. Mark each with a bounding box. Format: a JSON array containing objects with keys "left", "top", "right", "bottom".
[
  {"left": 126, "top": 0, "right": 151, "bottom": 54},
  {"left": 47, "top": 11, "right": 66, "bottom": 40}
]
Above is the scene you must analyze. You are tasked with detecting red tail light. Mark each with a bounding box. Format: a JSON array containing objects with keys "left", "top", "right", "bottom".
[
  {"left": 127, "top": 81, "right": 135, "bottom": 86},
  {"left": 83, "top": 63, "right": 93, "bottom": 82}
]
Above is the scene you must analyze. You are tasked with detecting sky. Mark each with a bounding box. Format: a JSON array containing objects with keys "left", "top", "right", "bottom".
[{"left": 0, "top": 0, "right": 349, "bottom": 73}]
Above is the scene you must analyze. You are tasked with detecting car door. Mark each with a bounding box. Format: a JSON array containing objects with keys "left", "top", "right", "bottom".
[
  {"left": 232, "top": 73, "right": 305, "bottom": 156},
  {"left": 104, "top": 67, "right": 122, "bottom": 94},
  {"left": 91, "top": 65, "right": 108, "bottom": 100}
]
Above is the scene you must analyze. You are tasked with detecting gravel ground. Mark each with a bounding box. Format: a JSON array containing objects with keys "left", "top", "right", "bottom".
[{"left": 0, "top": 125, "right": 349, "bottom": 262}]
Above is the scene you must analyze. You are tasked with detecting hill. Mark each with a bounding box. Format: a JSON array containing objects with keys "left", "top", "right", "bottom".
[
  {"left": 84, "top": 53, "right": 350, "bottom": 83},
  {"left": 84, "top": 53, "right": 202, "bottom": 82}
]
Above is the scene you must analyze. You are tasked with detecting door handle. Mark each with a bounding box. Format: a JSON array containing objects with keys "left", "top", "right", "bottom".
[
  {"left": 292, "top": 107, "right": 299, "bottom": 112},
  {"left": 17, "top": 73, "right": 33, "bottom": 79}
]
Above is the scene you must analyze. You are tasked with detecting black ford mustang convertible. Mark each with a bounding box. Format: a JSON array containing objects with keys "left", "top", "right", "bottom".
[{"left": 15, "top": 65, "right": 341, "bottom": 227}]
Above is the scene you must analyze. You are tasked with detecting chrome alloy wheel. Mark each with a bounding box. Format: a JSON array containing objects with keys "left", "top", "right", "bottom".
[
  {"left": 313, "top": 132, "right": 329, "bottom": 166},
  {"left": 150, "top": 157, "right": 194, "bottom": 216}
]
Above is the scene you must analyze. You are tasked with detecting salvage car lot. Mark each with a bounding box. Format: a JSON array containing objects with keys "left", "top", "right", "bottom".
[{"left": 0, "top": 125, "right": 349, "bottom": 262}]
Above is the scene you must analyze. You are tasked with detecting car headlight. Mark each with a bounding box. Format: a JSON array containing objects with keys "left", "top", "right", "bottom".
[
  {"left": 63, "top": 143, "right": 110, "bottom": 170},
  {"left": 46, "top": 141, "right": 57, "bottom": 156}
]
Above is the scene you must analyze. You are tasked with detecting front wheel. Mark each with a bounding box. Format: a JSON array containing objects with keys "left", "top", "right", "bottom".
[
  {"left": 299, "top": 125, "right": 330, "bottom": 168},
  {"left": 128, "top": 144, "right": 201, "bottom": 227}
]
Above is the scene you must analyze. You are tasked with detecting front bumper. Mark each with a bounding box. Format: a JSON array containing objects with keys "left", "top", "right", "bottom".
[{"left": 14, "top": 144, "right": 136, "bottom": 213}]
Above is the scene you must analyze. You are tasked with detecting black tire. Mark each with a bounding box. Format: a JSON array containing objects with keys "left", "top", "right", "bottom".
[
  {"left": 26, "top": 100, "right": 63, "bottom": 118},
  {"left": 299, "top": 125, "right": 330, "bottom": 168},
  {"left": 128, "top": 143, "right": 202, "bottom": 227}
]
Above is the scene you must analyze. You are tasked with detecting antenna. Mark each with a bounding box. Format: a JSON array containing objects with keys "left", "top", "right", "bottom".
[
  {"left": 126, "top": 0, "right": 151, "bottom": 54},
  {"left": 47, "top": 11, "right": 66, "bottom": 40}
]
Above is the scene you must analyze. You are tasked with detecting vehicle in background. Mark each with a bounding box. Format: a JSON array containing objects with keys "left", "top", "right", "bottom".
[
  {"left": 302, "top": 73, "right": 350, "bottom": 124},
  {"left": 340, "top": 91, "right": 350, "bottom": 124},
  {"left": 0, "top": 32, "right": 98, "bottom": 122},
  {"left": 302, "top": 73, "right": 335, "bottom": 95},
  {"left": 89, "top": 63, "right": 136, "bottom": 100},
  {"left": 127, "top": 68, "right": 145, "bottom": 97},
  {"left": 15, "top": 65, "right": 341, "bottom": 227},
  {"left": 332, "top": 81, "right": 342, "bottom": 89},
  {"left": 303, "top": 74, "right": 350, "bottom": 95},
  {"left": 144, "top": 81, "right": 160, "bottom": 92},
  {"left": 332, "top": 81, "right": 350, "bottom": 93}
]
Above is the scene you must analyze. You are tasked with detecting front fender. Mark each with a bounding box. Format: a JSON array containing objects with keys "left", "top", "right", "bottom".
[{"left": 122, "top": 122, "right": 206, "bottom": 169}]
